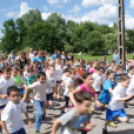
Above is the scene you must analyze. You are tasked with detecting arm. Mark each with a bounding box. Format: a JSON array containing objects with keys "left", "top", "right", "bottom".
[
  {"left": 21, "top": 87, "right": 29, "bottom": 102},
  {"left": 52, "top": 118, "right": 61, "bottom": 134},
  {"left": 108, "top": 88, "right": 113, "bottom": 94},
  {"left": 118, "top": 94, "right": 133, "bottom": 101},
  {"left": 0, "top": 94, "right": 8, "bottom": 100},
  {"left": 1, "top": 121, "right": 9, "bottom": 134},
  {"left": 69, "top": 87, "right": 81, "bottom": 106}
]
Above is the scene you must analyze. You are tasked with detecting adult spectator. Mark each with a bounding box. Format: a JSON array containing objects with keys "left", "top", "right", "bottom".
[
  {"left": 61, "top": 51, "right": 66, "bottom": 62},
  {"left": 29, "top": 48, "right": 34, "bottom": 61},
  {"left": 8, "top": 51, "right": 16, "bottom": 66},
  {"left": 52, "top": 49, "right": 61, "bottom": 60},
  {"left": 102, "top": 55, "right": 109, "bottom": 67},
  {"left": 66, "top": 52, "right": 74, "bottom": 62},
  {"left": 33, "top": 51, "right": 45, "bottom": 65},
  {"left": 113, "top": 49, "right": 119, "bottom": 65},
  {"left": 18, "top": 51, "right": 28, "bottom": 69}
]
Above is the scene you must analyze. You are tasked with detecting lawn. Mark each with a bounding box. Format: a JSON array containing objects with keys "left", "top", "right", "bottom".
[{"left": 73, "top": 53, "right": 133, "bottom": 62}]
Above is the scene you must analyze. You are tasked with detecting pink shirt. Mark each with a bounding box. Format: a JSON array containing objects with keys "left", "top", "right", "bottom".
[
  {"left": 79, "top": 83, "right": 96, "bottom": 96},
  {"left": 89, "top": 68, "right": 95, "bottom": 73}
]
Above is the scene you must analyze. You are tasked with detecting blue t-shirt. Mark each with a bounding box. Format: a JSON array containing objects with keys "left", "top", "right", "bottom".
[
  {"left": 52, "top": 54, "right": 61, "bottom": 60},
  {"left": 113, "top": 54, "right": 119, "bottom": 65},
  {"left": 114, "top": 72, "right": 121, "bottom": 83},
  {"left": 99, "top": 79, "right": 113, "bottom": 103},
  {"left": 33, "top": 56, "right": 44, "bottom": 63}
]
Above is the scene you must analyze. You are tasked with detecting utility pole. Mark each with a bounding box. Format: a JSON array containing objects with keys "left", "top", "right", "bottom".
[{"left": 118, "top": 0, "right": 126, "bottom": 67}]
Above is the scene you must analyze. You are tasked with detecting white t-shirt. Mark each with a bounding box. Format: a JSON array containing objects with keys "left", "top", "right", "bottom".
[
  {"left": 101, "top": 73, "right": 105, "bottom": 83},
  {"left": 0, "top": 77, "right": 14, "bottom": 106},
  {"left": 61, "top": 74, "right": 68, "bottom": 81},
  {"left": 108, "top": 84, "right": 127, "bottom": 111},
  {"left": 128, "top": 73, "right": 133, "bottom": 79},
  {"left": 64, "top": 78, "right": 74, "bottom": 96},
  {"left": 29, "top": 53, "right": 34, "bottom": 61},
  {"left": 46, "top": 74, "right": 57, "bottom": 94},
  {"left": 126, "top": 78, "right": 134, "bottom": 95},
  {"left": 1, "top": 100, "right": 26, "bottom": 133},
  {"left": 55, "top": 65, "right": 65, "bottom": 81},
  {"left": 28, "top": 81, "right": 48, "bottom": 101},
  {"left": 23, "top": 71, "right": 29, "bottom": 79},
  {"left": 92, "top": 73, "right": 101, "bottom": 92}
]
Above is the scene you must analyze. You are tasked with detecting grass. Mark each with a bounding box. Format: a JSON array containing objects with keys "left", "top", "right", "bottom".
[{"left": 73, "top": 53, "right": 133, "bottom": 62}]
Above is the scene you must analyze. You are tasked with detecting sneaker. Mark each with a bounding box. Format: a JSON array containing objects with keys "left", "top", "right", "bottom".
[
  {"left": 102, "top": 127, "right": 107, "bottom": 134},
  {"left": 42, "top": 113, "right": 46, "bottom": 121},
  {"left": 108, "top": 122, "right": 117, "bottom": 128},
  {"left": 35, "top": 130, "right": 42, "bottom": 134},
  {"left": 125, "top": 105, "right": 129, "bottom": 108}
]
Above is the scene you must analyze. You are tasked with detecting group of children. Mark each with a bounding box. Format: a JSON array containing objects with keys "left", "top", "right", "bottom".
[{"left": 0, "top": 52, "right": 134, "bottom": 134}]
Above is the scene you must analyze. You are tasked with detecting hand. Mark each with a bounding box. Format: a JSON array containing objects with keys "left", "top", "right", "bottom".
[
  {"left": 27, "top": 120, "right": 33, "bottom": 127},
  {"left": 1, "top": 94, "right": 8, "bottom": 100},
  {"left": 85, "top": 122, "right": 96, "bottom": 130}
]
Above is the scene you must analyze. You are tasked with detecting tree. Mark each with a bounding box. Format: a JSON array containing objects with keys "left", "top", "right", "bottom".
[
  {"left": 0, "top": 19, "right": 19, "bottom": 52},
  {"left": 85, "top": 31, "right": 105, "bottom": 54}
]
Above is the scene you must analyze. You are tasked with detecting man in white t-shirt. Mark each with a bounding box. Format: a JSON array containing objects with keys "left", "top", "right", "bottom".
[
  {"left": 1, "top": 86, "right": 32, "bottom": 134},
  {"left": 29, "top": 48, "right": 34, "bottom": 61},
  {"left": 102, "top": 74, "right": 130, "bottom": 134},
  {"left": 26, "top": 72, "right": 49, "bottom": 134}
]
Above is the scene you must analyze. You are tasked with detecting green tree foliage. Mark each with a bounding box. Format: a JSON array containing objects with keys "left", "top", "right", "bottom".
[{"left": 85, "top": 31, "right": 105, "bottom": 54}]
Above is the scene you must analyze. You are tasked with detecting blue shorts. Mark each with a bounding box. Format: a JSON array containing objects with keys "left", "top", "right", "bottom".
[
  {"left": 0, "top": 105, "right": 5, "bottom": 110},
  {"left": 56, "top": 81, "right": 61, "bottom": 84},
  {"left": 11, "top": 128, "right": 26, "bottom": 134},
  {"left": 106, "top": 108, "right": 127, "bottom": 121},
  {"left": 47, "top": 93, "right": 53, "bottom": 101},
  {"left": 19, "top": 88, "right": 24, "bottom": 95}
]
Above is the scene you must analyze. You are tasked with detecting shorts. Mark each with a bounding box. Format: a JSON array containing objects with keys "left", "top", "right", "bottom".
[
  {"left": 0, "top": 105, "right": 5, "bottom": 110},
  {"left": 19, "top": 88, "right": 24, "bottom": 95},
  {"left": 95, "top": 91, "right": 100, "bottom": 94},
  {"left": 47, "top": 93, "right": 53, "bottom": 101},
  {"left": 56, "top": 81, "right": 61, "bottom": 84},
  {"left": 106, "top": 108, "right": 127, "bottom": 121},
  {"left": 126, "top": 95, "right": 134, "bottom": 102},
  {"left": 11, "top": 128, "right": 26, "bottom": 134}
]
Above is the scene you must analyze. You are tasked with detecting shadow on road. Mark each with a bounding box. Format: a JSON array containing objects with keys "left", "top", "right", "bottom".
[{"left": 109, "top": 129, "right": 134, "bottom": 134}]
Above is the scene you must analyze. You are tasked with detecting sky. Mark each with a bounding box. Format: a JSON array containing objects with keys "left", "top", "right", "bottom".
[{"left": 0, "top": 0, "right": 134, "bottom": 38}]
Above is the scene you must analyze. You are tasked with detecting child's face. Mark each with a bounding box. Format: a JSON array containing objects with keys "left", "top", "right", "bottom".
[
  {"left": 121, "top": 79, "right": 130, "bottom": 88},
  {"left": 118, "top": 69, "right": 123, "bottom": 75},
  {"left": 108, "top": 73, "right": 115, "bottom": 81},
  {"left": 8, "top": 91, "right": 20, "bottom": 104},
  {"left": 25, "top": 66, "right": 29, "bottom": 71},
  {"left": 48, "top": 68, "right": 55, "bottom": 76},
  {"left": 12, "top": 70, "right": 18, "bottom": 77},
  {"left": 80, "top": 100, "right": 91, "bottom": 114},
  {"left": 28, "top": 72, "right": 34, "bottom": 78},
  {"left": 100, "top": 69, "right": 103, "bottom": 74},
  {"left": 38, "top": 76, "right": 46, "bottom": 84},
  {"left": 70, "top": 73, "right": 75, "bottom": 79},
  {"left": 3, "top": 71, "right": 12, "bottom": 80},
  {"left": 66, "top": 72, "right": 70, "bottom": 77},
  {"left": 130, "top": 69, "right": 134, "bottom": 74},
  {"left": 84, "top": 75, "right": 93, "bottom": 86},
  {"left": 113, "top": 67, "right": 118, "bottom": 73}
]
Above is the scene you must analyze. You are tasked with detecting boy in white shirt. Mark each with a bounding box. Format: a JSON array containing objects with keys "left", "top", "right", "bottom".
[
  {"left": 0, "top": 67, "right": 14, "bottom": 125},
  {"left": 26, "top": 72, "right": 48, "bottom": 134},
  {"left": 102, "top": 74, "right": 130, "bottom": 134},
  {"left": 92, "top": 66, "right": 102, "bottom": 99},
  {"left": 1, "top": 86, "right": 32, "bottom": 134},
  {"left": 45, "top": 66, "right": 57, "bottom": 112}
]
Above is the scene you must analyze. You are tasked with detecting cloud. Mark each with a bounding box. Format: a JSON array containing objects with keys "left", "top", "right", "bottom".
[
  {"left": 43, "top": 6, "right": 48, "bottom": 11},
  {"left": 81, "top": 0, "right": 100, "bottom": 8},
  {"left": 0, "top": 31, "right": 4, "bottom": 39},
  {"left": 47, "top": 0, "right": 70, "bottom": 5},
  {"left": 41, "top": 12, "right": 52, "bottom": 20},
  {"left": 68, "top": 4, "right": 81, "bottom": 12},
  {"left": 5, "top": 11, "right": 17, "bottom": 18},
  {"left": 130, "top": 0, "right": 134, "bottom": 9},
  {"left": 52, "top": 4, "right": 64, "bottom": 8},
  {"left": 18, "top": 2, "right": 32, "bottom": 17},
  {"left": 81, "top": 0, "right": 117, "bottom": 8},
  {"left": 125, "top": 14, "right": 134, "bottom": 29}
]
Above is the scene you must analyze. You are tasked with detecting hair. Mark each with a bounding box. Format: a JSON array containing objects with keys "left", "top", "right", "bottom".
[
  {"left": 106, "top": 70, "right": 114, "bottom": 76},
  {"left": 28, "top": 68, "right": 34, "bottom": 73},
  {"left": 94, "top": 66, "right": 101, "bottom": 71},
  {"left": 63, "top": 68, "right": 70, "bottom": 73},
  {"left": 35, "top": 61, "right": 40, "bottom": 66},
  {"left": 111, "top": 61, "right": 115, "bottom": 65},
  {"left": 74, "top": 78, "right": 83, "bottom": 88},
  {"left": 48, "top": 60, "right": 55, "bottom": 66},
  {"left": 68, "top": 68, "right": 76, "bottom": 74},
  {"left": 120, "top": 74, "right": 130, "bottom": 81},
  {"left": 113, "top": 65, "right": 118, "bottom": 69},
  {"left": 13, "top": 66, "right": 20, "bottom": 72},
  {"left": 74, "top": 91, "right": 92, "bottom": 103},
  {"left": 3, "top": 67, "right": 12, "bottom": 73},
  {"left": 14, "top": 61, "right": 20, "bottom": 66},
  {"left": 81, "top": 72, "right": 92, "bottom": 80},
  {"left": 48, "top": 65, "right": 55, "bottom": 70},
  {"left": 7, "top": 86, "right": 20, "bottom": 95},
  {"left": 37, "top": 72, "right": 46, "bottom": 78},
  {"left": 129, "top": 66, "right": 134, "bottom": 71}
]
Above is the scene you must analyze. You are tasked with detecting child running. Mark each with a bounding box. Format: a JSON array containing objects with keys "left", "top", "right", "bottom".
[
  {"left": 102, "top": 74, "right": 130, "bottom": 134},
  {"left": 52, "top": 91, "right": 95, "bottom": 134}
]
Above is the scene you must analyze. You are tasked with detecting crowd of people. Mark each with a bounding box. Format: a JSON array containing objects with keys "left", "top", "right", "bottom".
[{"left": 0, "top": 48, "right": 134, "bottom": 134}]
